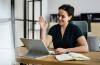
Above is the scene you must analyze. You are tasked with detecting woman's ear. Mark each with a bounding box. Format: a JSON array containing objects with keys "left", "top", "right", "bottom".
[{"left": 68, "top": 16, "right": 72, "bottom": 21}]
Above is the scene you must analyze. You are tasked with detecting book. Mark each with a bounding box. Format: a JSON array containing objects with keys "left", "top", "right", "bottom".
[{"left": 55, "top": 52, "right": 90, "bottom": 61}]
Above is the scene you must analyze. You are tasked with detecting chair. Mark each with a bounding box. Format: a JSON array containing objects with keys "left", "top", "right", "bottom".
[
  {"left": 72, "top": 21, "right": 100, "bottom": 51},
  {"left": 72, "top": 21, "right": 88, "bottom": 39}
]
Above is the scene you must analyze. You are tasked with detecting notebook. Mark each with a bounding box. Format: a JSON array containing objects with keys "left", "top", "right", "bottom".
[
  {"left": 55, "top": 52, "right": 90, "bottom": 61},
  {"left": 20, "top": 38, "right": 50, "bottom": 59}
]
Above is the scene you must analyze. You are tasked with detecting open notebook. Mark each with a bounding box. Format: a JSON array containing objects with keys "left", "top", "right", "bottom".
[{"left": 55, "top": 52, "right": 90, "bottom": 61}]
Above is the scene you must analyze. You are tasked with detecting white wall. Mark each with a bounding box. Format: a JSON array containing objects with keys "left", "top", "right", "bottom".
[
  {"left": 15, "top": 0, "right": 24, "bottom": 47},
  {"left": 0, "top": 0, "right": 11, "bottom": 18},
  {"left": 0, "top": 0, "right": 15, "bottom": 65},
  {"left": 15, "top": 20, "right": 24, "bottom": 47},
  {"left": 0, "top": 21, "right": 15, "bottom": 65},
  {"left": 42, "top": 0, "right": 48, "bottom": 20},
  {"left": 15, "top": 0, "right": 24, "bottom": 19},
  {"left": 48, "top": 0, "right": 100, "bottom": 16}
]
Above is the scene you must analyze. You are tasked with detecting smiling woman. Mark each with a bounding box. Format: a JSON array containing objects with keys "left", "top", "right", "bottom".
[{"left": 39, "top": 4, "right": 89, "bottom": 54}]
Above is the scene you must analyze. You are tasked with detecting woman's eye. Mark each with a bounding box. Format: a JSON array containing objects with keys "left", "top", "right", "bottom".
[
  {"left": 57, "top": 14, "right": 66, "bottom": 19},
  {"left": 62, "top": 15, "right": 66, "bottom": 18}
]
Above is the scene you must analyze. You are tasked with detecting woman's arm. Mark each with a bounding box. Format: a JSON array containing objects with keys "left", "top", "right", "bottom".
[
  {"left": 41, "top": 30, "right": 52, "bottom": 47},
  {"left": 67, "top": 36, "right": 89, "bottom": 52},
  {"left": 39, "top": 16, "right": 52, "bottom": 47},
  {"left": 55, "top": 36, "right": 89, "bottom": 54}
]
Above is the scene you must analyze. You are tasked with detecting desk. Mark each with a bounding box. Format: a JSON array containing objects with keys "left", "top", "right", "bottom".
[{"left": 16, "top": 47, "right": 100, "bottom": 65}]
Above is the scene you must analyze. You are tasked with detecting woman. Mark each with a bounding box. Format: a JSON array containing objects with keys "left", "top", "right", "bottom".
[{"left": 39, "top": 4, "right": 89, "bottom": 54}]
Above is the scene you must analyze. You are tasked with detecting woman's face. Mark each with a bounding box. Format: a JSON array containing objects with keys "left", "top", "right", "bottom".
[{"left": 58, "top": 9, "right": 72, "bottom": 26}]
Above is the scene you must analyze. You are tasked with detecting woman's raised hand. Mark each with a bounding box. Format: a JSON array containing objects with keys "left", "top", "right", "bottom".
[{"left": 39, "top": 16, "right": 48, "bottom": 30}]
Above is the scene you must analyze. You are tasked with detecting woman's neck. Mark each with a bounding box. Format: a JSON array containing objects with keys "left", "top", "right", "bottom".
[
  {"left": 61, "top": 22, "right": 69, "bottom": 30},
  {"left": 60, "top": 22, "right": 69, "bottom": 38}
]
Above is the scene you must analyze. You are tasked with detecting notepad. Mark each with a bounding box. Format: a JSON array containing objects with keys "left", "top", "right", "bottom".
[{"left": 55, "top": 52, "right": 90, "bottom": 61}]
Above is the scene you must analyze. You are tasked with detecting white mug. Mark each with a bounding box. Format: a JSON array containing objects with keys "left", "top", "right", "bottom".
[{"left": 87, "top": 36, "right": 100, "bottom": 51}]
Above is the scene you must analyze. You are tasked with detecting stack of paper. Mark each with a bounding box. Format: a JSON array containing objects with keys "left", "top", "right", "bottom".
[{"left": 55, "top": 52, "right": 90, "bottom": 61}]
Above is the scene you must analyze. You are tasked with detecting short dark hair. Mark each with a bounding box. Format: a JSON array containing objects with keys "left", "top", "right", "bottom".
[{"left": 58, "top": 4, "right": 74, "bottom": 17}]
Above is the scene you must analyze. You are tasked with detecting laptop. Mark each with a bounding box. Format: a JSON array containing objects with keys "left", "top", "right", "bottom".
[{"left": 20, "top": 38, "right": 50, "bottom": 59}]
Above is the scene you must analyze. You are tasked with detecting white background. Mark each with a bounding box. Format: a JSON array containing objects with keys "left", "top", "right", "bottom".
[
  {"left": 0, "top": 0, "right": 15, "bottom": 65},
  {"left": 48, "top": 0, "right": 100, "bottom": 16}
]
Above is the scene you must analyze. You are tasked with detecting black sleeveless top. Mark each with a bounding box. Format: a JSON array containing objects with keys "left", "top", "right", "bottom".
[{"left": 48, "top": 22, "right": 83, "bottom": 49}]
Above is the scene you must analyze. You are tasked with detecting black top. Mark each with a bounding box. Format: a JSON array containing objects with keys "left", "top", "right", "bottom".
[{"left": 48, "top": 22, "right": 83, "bottom": 49}]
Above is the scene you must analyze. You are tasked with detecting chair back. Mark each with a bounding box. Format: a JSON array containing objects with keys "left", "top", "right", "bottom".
[{"left": 72, "top": 21, "right": 88, "bottom": 39}]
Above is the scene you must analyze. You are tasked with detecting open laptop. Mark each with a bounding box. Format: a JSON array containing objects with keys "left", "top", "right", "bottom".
[{"left": 20, "top": 38, "right": 50, "bottom": 59}]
